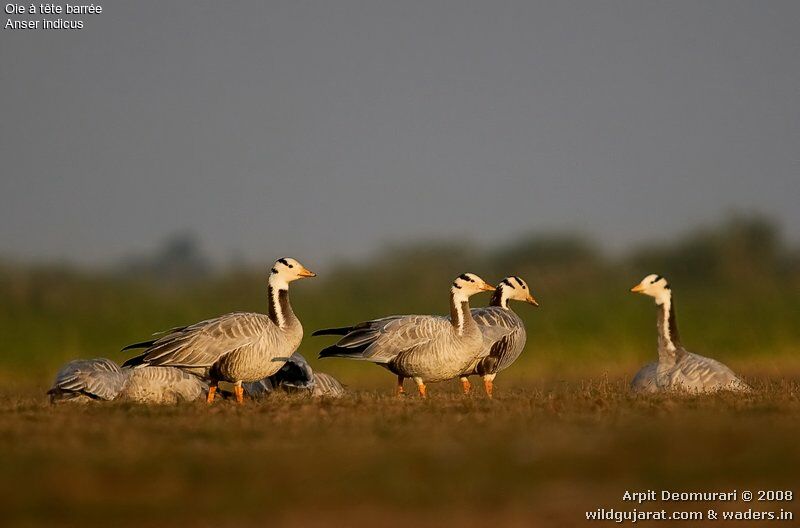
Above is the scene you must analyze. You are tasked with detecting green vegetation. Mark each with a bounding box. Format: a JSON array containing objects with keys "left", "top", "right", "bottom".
[
  {"left": 1, "top": 215, "right": 797, "bottom": 388},
  {"left": 1, "top": 214, "right": 799, "bottom": 526}
]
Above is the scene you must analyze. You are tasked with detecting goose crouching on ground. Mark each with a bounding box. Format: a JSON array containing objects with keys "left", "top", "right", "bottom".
[
  {"left": 243, "top": 352, "right": 345, "bottom": 398},
  {"left": 315, "top": 273, "right": 495, "bottom": 397},
  {"left": 48, "top": 358, "right": 207, "bottom": 404},
  {"left": 629, "top": 361, "right": 658, "bottom": 394},
  {"left": 630, "top": 274, "right": 751, "bottom": 393}
]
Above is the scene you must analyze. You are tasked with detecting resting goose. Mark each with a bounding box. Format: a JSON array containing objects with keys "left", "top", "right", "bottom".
[
  {"left": 48, "top": 358, "right": 207, "bottom": 404},
  {"left": 122, "top": 257, "right": 316, "bottom": 404},
  {"left": 311, "top": 372, "right": 346, "bottom": 398},
  {"left": 629, "top": 361, "right": 658, "bottom": 394},
  {"left": 48, "top": 358, "right": 126, "bottom": 403},
  {"left": 315, "top": 273, "right": 495, "bottom": 397},
  {"left": 630, "top": 274, "right": 751, "bottom": 393},
  {"left": 243, "top": 352, "right": 345, "bottom": 398},
  {"left": 459, "top": 276, "right": 538, "bottom": 398}
]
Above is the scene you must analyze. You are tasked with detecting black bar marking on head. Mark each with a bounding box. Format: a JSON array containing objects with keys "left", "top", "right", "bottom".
[
  {"left": 452, "top": 282, "right": 462, "bottom": 289},
  {"left": 270, "top": 267, "right": 278, "bottom": 274},
  {"left": 512, "top": 276, "right": 525, "bottom": 288},
  {"left": 501, "top": 279, "right": 515, "bottom": 289},
  {"left": 458, "top": 274, "right": 474, "bottom": 282},
  {"left": 278, "top": 258, "right": 290, "bottom": 267}
]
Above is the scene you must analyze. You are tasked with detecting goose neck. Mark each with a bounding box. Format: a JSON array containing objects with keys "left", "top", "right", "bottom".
[
  {"left": 268, "top": 284, "right": 295, "bottom": 329},
  {"left": 450, "top": 291, "right": 476, "bottom": 336},
  {"left": 655, "top": 292, "right": 682, "bottom": 359},
  {"left": 489, "top": 287, "right": 510, "bottom": 309}
]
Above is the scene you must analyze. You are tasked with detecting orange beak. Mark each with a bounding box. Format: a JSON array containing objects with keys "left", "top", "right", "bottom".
[
  {"left": 630, "top": 283, "right": 646, "bottom": 293},
  {"left": 298, "top": 268, "right": 317, "bottom": 278},
  {"left": 526, "top": 294, "right": 539, "bottom": 307},
  {"left": 479, "top": 282, "right": 495, "bottom": 292}
]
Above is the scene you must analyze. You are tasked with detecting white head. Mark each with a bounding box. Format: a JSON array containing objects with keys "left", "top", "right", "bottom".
[
  {"left": 493, "top": 276, "right": 539, "bottom": 308},
  {"left": 630, "top": 274, "right": 671, "bottom": 305},
  {"left": 450, "top": 273, "right": 495, "bottom": 300},
  {"left": 269, "top": 257, "right": 316, "bottom": 289}
]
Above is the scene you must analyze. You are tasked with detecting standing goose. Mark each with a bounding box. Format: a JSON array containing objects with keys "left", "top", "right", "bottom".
[
  {"left": 315, "top": 273, "right": 495, "bottom": 397},
  {"left": 458, "top": 276, "right": 539, "bottom": 398},
  {"left": 48, "top": 358, "right": 208, "bottom": 404},
  {"left": 122, "top": 257, "right": 316, "bottom": 403},
  {"left": 630, "top": 274, "right": 751, "bottom": 393}
]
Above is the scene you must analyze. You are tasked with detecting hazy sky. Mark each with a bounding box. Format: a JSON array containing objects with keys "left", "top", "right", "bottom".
[{"left": 2, "top": 1, "right": 798, "bottom": 266}]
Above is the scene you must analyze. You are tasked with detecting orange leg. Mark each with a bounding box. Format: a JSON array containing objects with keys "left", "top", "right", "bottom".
[
  {"left": 460, "top": 377, "right": 472, "bottom": 395},
  {"left": 234, "top": 385, "right": 244, "bottom": 404},
  {"left": 483, "top": 378, "right": 494, "bottom": 399},
  {"left": 415, "top": 380, "right": 427, "bottom": 399},
  {"left": 396, "top": 375, "right": 405, "bottom": 396},
  {"left": 206, "top": 383, "right": 218, "bottom": 404}
]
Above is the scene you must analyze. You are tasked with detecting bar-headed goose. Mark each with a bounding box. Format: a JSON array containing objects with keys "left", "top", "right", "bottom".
[
  {"left": 315, "top": 273, "right": 495, "bottom": 397},
  {"left": 48, "top": 358, "right": 127, "bottom": 403},
  {"left": 459, "top": 276, "right": 538, "bottom": 398},
  {"left": 123, "top": 366, "right": 209, "bottom": 403},
  {"left": 630, "top": 274, "right": 751, "bottom": 393},
  {"left": 244, "top": 353, "right": 345, "bottom": 398},
  {"left": 48, "top": 358, "right": 207, "bottom": 404},
  {"left": 122, "top": 257, "right": 316, "bottom": 404},
  {"left": 311, "top": 372, "right": 345, "bottom": 398}
]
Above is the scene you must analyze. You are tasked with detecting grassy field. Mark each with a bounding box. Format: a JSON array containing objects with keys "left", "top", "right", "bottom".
[
  {"left": 2, "top": 220, "right": 799, "bottom": 526},
  {"left": 2, "top": 378, "right": 799, "bottom": 527}
]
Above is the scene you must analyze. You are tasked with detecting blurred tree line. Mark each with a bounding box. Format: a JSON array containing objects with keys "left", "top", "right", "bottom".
[{"left": 1, "top": 214, "right": 798, "bottom": 381}]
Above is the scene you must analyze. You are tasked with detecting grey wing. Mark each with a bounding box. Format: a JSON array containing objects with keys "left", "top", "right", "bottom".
[
  {"left": 472, "top": 308, "right": 527, "bottom": 371},
  {"left": 478, "top": 325, "right": 515, "bottom": 356},
  {"left": 122, "top": 312, "right": 276, "bottom": 371},
  {"left": 48, "top": 358, "right": 126, "bottom": 401},
  {"left": 675, "top": 352, "right": 751, "bottom": 393},
  {"left": 630, "top": 361, "right": 658, "bottom": 393},
  {"left": 312, "top": 372, "right": 345, "bottom": 398},
  {"left": 319, "top": 315, "right": 452, "bottom": 364}
]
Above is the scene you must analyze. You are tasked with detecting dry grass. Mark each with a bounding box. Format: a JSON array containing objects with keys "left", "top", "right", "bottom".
[{"left": 2, "top": 376, "right": 799, "bottom": 527}]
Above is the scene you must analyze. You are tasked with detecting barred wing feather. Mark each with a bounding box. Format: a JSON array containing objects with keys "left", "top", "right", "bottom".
[
  {"left": 320, "top": 315, "right": 454, "bottom": 364},
  {"left": 471, "top": 307, "right": 526, "bottom": 371},
  {"left": 49, "top": 358, "right": 126, "bottom": 401},
  {"left": 669, "top": 352, "right": 752, "bottom": 393},
  {"left": 123, "top": 312, "right": 277, "bottom": 370}
]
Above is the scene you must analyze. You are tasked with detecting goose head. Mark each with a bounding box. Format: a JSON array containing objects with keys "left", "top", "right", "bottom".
[
  {"left": 269, "top": 257, "right": 316, "bottom": 289},
  {"left": 450, "top": 273, "right": 495, "bottom": 300},
  {"left": 631, "top": 274, "right": 671, "bottom": 305},
  {"left": 495, "top": 276, "right": 539, "bottom": 307}
]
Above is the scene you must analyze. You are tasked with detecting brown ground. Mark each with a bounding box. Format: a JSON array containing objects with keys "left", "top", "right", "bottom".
[{"left": 1, "top": 376, "right": 799, "bottom": 527}]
